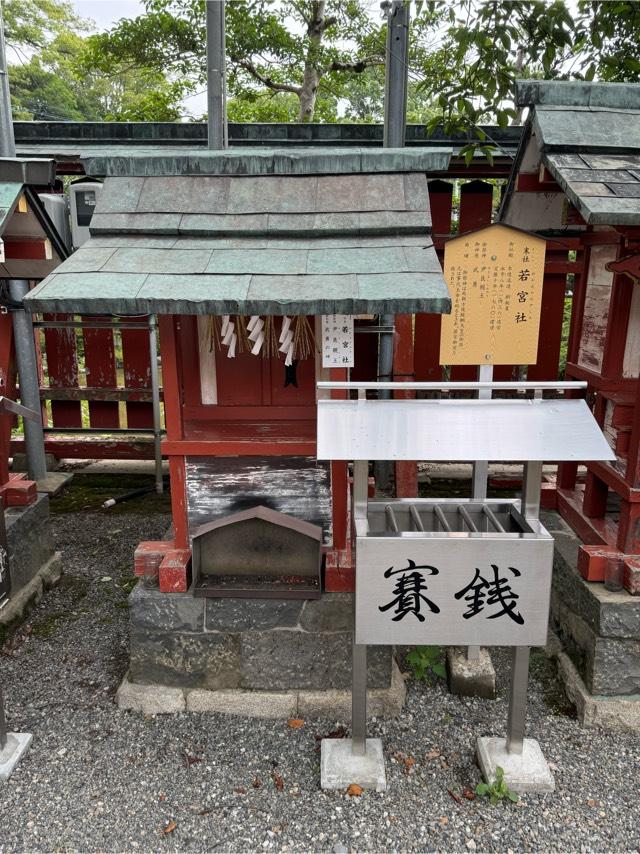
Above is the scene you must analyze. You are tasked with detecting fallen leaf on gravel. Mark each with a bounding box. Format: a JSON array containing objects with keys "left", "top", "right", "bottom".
[
  {"left": 404, "top": 756, "right": 416, "bottom": 773},
  {"left": 163, "top": 821, "right": 177, "bottom": 835},
  {"left": 587, "top": 798, "right": 597, "bottom": 808},
  {"left": 426, "top": 749, "right": 441, "bottom": 760},
  {"left": 462, "top": 787, "right": 476, "bottom": 801},
  {"left": 287, "top": 718, "right": 305, "bottom": 729},
  {"left": 182, "top": 753, "right": 202, "bottom": 768},
  {"left": 448, "top": 788, "right": 463, "bottom": 804},
  {"left": 252, "top": 777, "right": 262, "bottom": 788},
  {"left": 438, "top": 817, "right": 449, "bottom": 826},
  {"left": 347, "top": 784, "right": 363, "bottom": 797},
  {"left": 158, "top": 793, "right": 166, "bottom": 802},
  {"left": 198, "top": 809, "right": 212, "bottom": 816},
  {"left": 234, "top": 787, "right": 246, "bottom": 795},
  {"left": 273, "top": 772, "right": 284, "bottom": 791}
]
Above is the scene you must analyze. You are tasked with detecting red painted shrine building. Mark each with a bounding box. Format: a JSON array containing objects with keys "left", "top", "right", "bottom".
[
  {"left": 501, "top": 80, "right": 640, "bottom": 588},
  {"left": 25, "top": 148, "right": 452, "bottom": 598}
]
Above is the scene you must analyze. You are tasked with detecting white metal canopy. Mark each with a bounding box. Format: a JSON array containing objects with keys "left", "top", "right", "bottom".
[{"left": 316, "top": 398, "right": 615, "bottom": 462}]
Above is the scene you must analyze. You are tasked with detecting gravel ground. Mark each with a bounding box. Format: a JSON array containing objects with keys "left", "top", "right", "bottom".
[{"left": 1, "top": 493, "right": 639, "bottom": 853}]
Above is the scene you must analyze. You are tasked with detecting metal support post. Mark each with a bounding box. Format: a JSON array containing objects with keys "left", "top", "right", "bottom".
[
  {"left": 467, "top": 363, "right": 493, "bottom": 662},
  {"left": 206, "top": 0, "right": 227, "bottom": 150},
  {"left": 352, "top": 643, "right": 367, "bottom": 756},
  {"left": 506, "top": 646, "right": 530, "bottom": 754},
  {"left": 375, "top": 0, "right": 410, "bottom": 493},
  {"left": 321, "top": 455, "right": 386, "bottom": 791},
  {"left": 148, "top": 315, "right": 163, "bottom": 494},
  {"left": 0, "top": 3, "right": 16, "bottom": 158},
  {"left": 352, "top": 458, "right": 368, "bottom": 755},
  {"left": 8, "top": 280, "right": 47, "bottom": 483}
]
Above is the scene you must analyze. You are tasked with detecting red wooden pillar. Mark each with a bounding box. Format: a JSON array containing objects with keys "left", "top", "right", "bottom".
[
  {"left": 158, "top": 315, "right": 188, "bottom": 550},
  {"left": 415, "top": 180, "right": 453, "bottom": 382},
  {"left": 393, "top": 313, "right": 418, "bottom": 497},
  {"left": 527, "top": 250, "right": 568, "bottom": 381},
  {"left": 558, "top": 240, "right": 590, "bottom": 491},
  {"left": 451, "top": 180, "right": 494, "bottom": 382}
]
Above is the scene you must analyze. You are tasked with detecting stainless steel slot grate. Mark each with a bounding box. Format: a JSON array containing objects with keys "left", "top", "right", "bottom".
[{"left": 483, "top": 504, "right": 506, "bottom": 533}]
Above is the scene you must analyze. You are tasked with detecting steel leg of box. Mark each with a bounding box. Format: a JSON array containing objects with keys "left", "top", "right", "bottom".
[
  {"left": 506, "top": 646, "right": 530, "bottom": 754},
  {"left": 352, "top": 642, "right": 367, "bottom": 756}
]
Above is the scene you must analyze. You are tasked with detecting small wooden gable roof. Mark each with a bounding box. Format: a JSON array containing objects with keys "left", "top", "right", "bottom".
[
  {"left": 25, "top": 148, "right": 453, "bottom": 317},
  {"left": 501, "top": 81, "right": 640, "bottom": 228}
]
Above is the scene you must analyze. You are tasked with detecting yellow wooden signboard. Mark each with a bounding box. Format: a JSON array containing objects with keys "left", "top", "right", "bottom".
[{"left": 439, "top": 224, "right": 546, "bottom": 365}]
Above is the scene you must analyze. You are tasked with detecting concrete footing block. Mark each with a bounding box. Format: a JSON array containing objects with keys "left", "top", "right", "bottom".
[
  {"left": 0, "top": 733, "right": 32, "bottom": 781},
  {"left": 116, "top": 673, "right": 185, "bottom": 715},
  {"left": 476, "top": 736, "right": 555, "bottom": 794},
  {"left": 447, "top": 646, "right": 496, "bottom": 699},
  {"left": 118, "top": 661, "right": 406, "bottom": 720},
  {"left": 187, "top": 689, "right": 297, "bottom": 718},
  {"left": 320, "top": 738, "right": 386, "bottom": 791}
]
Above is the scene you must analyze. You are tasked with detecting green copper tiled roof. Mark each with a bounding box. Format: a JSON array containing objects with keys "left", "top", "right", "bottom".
[
  {"left": 502, "top": 81, "right": 640, "bottom": 226},
  {"left": 25, "top": 152, "right": 452, "bottom": 317},
  {"left": 80, "top": 146, "right": 452, "bottom": 178}
]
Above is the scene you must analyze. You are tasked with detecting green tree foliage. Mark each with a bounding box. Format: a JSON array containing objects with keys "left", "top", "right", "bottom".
[
  {"left": 414, "top": 1, "right": 640, "bottom": 161},
  {"left": 85, "top": 0, "right": 391, "bottom": 122},
  {"left": 4, "top": 0, "right": 184, "bottom": 121}
]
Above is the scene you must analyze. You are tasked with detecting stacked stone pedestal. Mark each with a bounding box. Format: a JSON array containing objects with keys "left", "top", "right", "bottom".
[
  {"left": 121, "top": 586, "right": 405, "bottom": 718},
  {"left": 0, "top": 495, "right": 61, "bottom": 643},
  {"left": 550, "top": 521, "right": 640, "bottom": 732}
]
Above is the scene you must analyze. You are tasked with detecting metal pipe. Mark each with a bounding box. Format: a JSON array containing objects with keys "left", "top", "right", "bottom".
[
  {"left": 8, "top": 280, "right": 47, "bottom": 482},
  {"left": 149, "top": 315, "right": 163, "bottom": 495},
  {"left": 317, "top": 380, "right": 587, "bottom": 392},
  {"left": 409, "top": 504, "right": 424, "bottom": 532},
  {"left": 434, "top": 505, "right": 451, "bottom": 532},
  {"left": 353, "top": 460, "right": 369, "bottom": 522},
  {"left": 206, "top": 0, "right": 227, "bottom": 150},
  {"left": 506, "top": 646, "right": 530, "bottom": 754},
  {"left": 0, "top": 3, "right": 16, "bottom": 158},
  {"left": 351, "top": 643, "right": 367, "bottom": 756},
  {"left": 483, "top": 505, "right": 506, "bottom": 533},
  {"left": 42, "top": 427, "right": 157, "bottom": 434},
  {"left": 383, "top": 0, "right": 410, "bottom": 148},
  {"left": 458, "top": 505, "right": 479, "bottom": 532},
  {"left": 385, "top": 504, "right": 399, "bottom": 533},
  {"left": 33, "top": 320, "right": 149, "bottom": 330},
  {"left": 375, "top": 0, "right": 410, "bottom": 492}
]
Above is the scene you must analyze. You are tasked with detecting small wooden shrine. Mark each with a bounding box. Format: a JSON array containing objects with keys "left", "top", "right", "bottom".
[
  {"left": 25, "top": 148, "right": 452, "bottom": 602},
  {"left": 501, "top": 80, "right": 640, "bottom": 586}
]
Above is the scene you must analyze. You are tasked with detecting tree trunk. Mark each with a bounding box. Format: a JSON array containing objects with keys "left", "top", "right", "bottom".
[{"left": 297, "top": 0, "right": 326, "bottom": 122}]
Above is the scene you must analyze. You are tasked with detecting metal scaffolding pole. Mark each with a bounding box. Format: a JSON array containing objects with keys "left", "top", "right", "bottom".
[
  {"left": 0, "top": 3, "right": 15, "bottom": 158},
  {"left": 206, "top": 0, "right": 227, "bottom": 150},
  {"left": 8, "top": 280, "right": 47, "bottom": 483},
  {"left": 377, "top": 0, "right": 410, "bottom": 491}
]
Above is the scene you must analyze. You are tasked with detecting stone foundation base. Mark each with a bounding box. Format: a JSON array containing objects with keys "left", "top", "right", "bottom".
[
  {"left": 547, "top": 632, "right": 640, "bottom": 732},
  {"left": 0, "top": 553, "right": 62, "bottom": 645},
  {"left": 117, "top": 659, "right": 406, "bottom": 718}
]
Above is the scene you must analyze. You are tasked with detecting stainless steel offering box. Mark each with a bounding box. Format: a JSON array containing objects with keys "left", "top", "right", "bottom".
[{"left": 316, "top": 380, "right": 615, "bottom": 794}]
